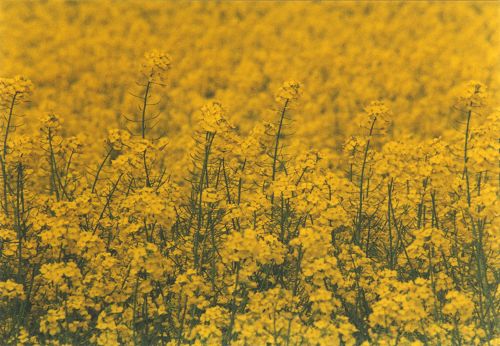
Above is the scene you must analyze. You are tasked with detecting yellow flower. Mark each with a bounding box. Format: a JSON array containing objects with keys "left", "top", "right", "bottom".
[
  {"left": 275, "top": 80, "right": 302, "bottom": 103},
  {"left": 141, "top": 49, "right": 172, "bottom": 83},
  {"left": 0, "top": 75, "right": 33, "bottom": 105}
]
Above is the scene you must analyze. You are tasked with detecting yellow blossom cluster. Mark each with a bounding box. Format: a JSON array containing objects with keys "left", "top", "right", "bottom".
[{"left": 0, "top": 1, "right": 499, "bottom": 345}]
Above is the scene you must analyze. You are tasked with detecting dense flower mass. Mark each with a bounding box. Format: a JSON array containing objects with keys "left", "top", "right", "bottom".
[{"left": 0, "top": 1, "right": 499, "bottom": 345}]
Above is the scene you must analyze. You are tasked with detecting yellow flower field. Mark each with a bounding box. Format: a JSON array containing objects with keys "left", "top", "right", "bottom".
[{"left": 0, "top": 1, "right": 499, "bottom": 345}]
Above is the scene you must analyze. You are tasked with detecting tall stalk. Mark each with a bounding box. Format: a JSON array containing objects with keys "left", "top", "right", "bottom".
[
  {"left": 354, "top": 116, "right": 376, "bottom": 245},
  {"left": 1, "top": 92, "right": 18, "bottom": 216}
]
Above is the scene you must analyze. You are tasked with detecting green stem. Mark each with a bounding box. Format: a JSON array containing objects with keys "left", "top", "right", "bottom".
[{"left": 355, "top": 117, "right": 376, "bottom": 244}]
